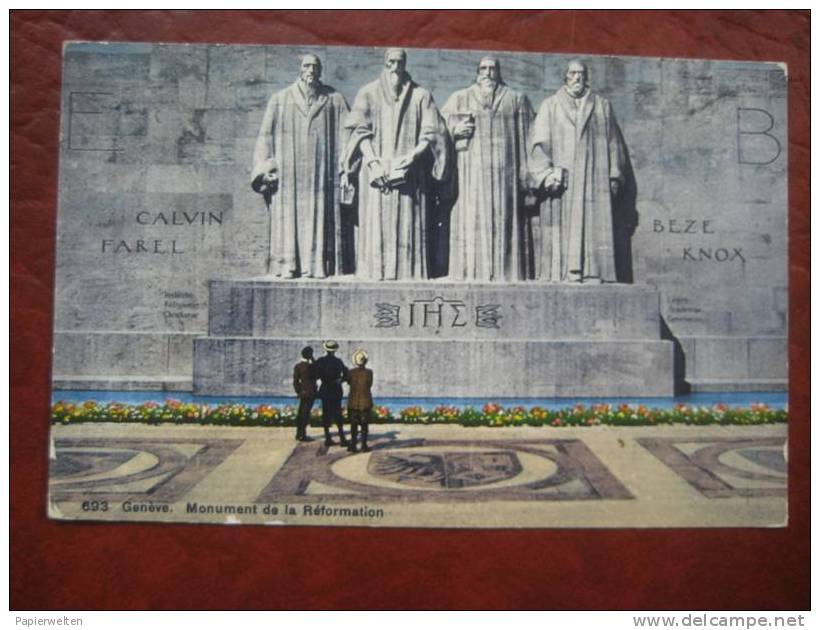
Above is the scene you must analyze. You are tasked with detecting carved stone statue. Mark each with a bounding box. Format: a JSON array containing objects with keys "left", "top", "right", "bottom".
[
  {"left": 252, "top": 54, "right": 350, "bottom": 278},
  {"left": 442, "top": 57, "right": 535, "bottom": 281},
  {"left": 341, "top": 48, "right": 451, "bottom": 280},
  {"left": 529, "top": 59, "right": 627, "bottom": 283}
]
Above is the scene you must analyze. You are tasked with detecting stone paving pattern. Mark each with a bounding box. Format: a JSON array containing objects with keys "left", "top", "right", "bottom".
[{"left": 48, "top": 423, "right": 787, "bottom": 528}]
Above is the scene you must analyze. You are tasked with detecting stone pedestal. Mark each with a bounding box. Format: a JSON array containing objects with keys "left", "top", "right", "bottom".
[{"left": 193, "top": 279, "right": 675, "bottom": 397}]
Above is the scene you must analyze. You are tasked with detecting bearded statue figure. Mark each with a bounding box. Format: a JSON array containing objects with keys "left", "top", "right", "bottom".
[
  {"left": 441, "top": 57, "right": 536, "bottom": 282},
  {"left": 341, "top": 48, "right": 451, "bottom": 280},
  {"left": 252, "top": 54, "right": 351, "bottom": 278}
]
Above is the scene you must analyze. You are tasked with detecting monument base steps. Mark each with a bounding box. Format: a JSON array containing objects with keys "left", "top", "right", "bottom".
[
  {"left": 194, "top": 336, "right": 675, "bottom": 397},
  {"left": 49, "top": 282, "right": 784, "bottom": 397},
  {"left": 52, "top": 376, "right": 193, "bottom": 392}
]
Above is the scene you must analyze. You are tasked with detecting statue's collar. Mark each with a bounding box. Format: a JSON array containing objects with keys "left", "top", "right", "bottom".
[
  {"left": 563, "top": 85, "right": 589, "bottom": 100},
  {"left": 292, "top": 81, "right": 329, "bottom": 119}
]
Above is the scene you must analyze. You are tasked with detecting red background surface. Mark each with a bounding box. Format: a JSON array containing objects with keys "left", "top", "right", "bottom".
[{"left": 10, "top": 10, "right": 810, "bottom": 610}]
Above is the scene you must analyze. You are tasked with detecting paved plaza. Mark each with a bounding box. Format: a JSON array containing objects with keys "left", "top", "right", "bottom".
[{"left": 48, "top": 422, "right": 787, "bottom": 528}]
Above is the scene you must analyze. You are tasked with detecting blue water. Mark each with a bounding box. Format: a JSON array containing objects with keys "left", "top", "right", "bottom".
[{"left": 51, "top": 390, "right": 787, "bottom": 411}]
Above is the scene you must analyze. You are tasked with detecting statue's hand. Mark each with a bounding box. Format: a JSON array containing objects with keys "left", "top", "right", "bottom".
[
  {"left": 367, "top": 159, "right": 387, "bottom": 189},
  {"left": 610, "top": 178, "right": 621, "bottom": 198},
  {"left": 452, "top": 119, "right": 475, "bottom": 140},
  {"left": 395, "top": 154, "right": 415, "bottom": 171},
  {"left": 542, "top": 170, "right": 564, "bottom": 194}
]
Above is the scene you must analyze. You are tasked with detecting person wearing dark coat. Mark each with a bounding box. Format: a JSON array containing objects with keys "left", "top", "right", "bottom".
[
  {"left": 292, "top": 346, "right": 317, "bottom": 441},
  {"left": 346, "top": 349, "right": 374, "bottom": 453},
  {"left": 310, "top": 340, "right": 350, "bottom": 448}
]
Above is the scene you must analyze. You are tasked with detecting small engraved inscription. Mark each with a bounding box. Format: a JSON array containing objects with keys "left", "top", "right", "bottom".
[
  {"left": 162, "top": 290, "right": 201, "bottom": 321},
  {"left": 101, "top": 239, "right": 184, "bottom": 255},
  {"left": 682, "top": 247, "right": 746, "bottom": 263},
  {"left": 136, "top": 211, "right": 224, "bottom": 226},
  {"left": 650, "top": 217, "right": 746, "bottom": 265},
  {"left": 409, "top": 297, "right": 467, "bottom": 329},
  {"left": 652, "top": 219, "right": 714, "bottom": 234},
  {"left": 374, "top": 303, "right": 400, "bottom": 328},
  {"left": 371, "top": 298, "right": 503, "bottom": 330},
  {"left": 666, "top": 297, "right": 706, "bottom": 325},
  {"left": 475, "top": 304, "right": 502, "bottom": 329}
]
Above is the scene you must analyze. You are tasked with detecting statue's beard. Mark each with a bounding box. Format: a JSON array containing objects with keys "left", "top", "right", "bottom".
[
  {"left": 387, "top": 70, "right": 406, "bottom": 93},
  {"left": 300, "top": 76, "right": 320, "bottom": 106},
  {"left": 476, "top": 76, "right": 498, "bottom": 106},
  {"left": 478, "top": 77, "right": 498, "bottom": 91},
  {"left": 301, "top": 75, "right": 318, "bottom": 89},
  {"left": 477, "top": 76, "right": 499, "bottom": 95},
  {"left": 566, "top": 81, "right": 586, "bottom": 98}
]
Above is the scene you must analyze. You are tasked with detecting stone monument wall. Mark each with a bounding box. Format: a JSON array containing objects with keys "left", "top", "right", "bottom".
[{"left": 53, "top": 43, "right": 787, "bottom": 392}]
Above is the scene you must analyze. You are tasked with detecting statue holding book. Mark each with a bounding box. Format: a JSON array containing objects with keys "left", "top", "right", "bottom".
[
  {"left": 341, "top": 48, "right": 451, "bottom": 280},
  {"left": 529, "top": 59, "right": 628, "bottom": 283},
  {"left": 441, "top": 56, "right": 535, "bottom": 282}
]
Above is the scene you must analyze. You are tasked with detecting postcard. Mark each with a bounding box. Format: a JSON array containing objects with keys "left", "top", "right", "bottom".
[{"left": 48, "top": 43, "right": 787, "bottom": 527}]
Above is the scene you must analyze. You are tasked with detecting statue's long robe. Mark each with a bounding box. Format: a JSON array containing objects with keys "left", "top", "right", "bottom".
[
  {"left": 252, "top": 82, "right": 350, "bottom": 278},
  {"left": 442, "top": 83, "right": 534, "bottom": 281},
  {"left": 342, "top": 73, "right": 450, "bottom": 280},
  {"left": 530, "top": 88, "right": 626, "bottom": 282}
]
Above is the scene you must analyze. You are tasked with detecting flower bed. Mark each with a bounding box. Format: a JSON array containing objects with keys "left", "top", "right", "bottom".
[{"left": 50, "top": 400, "right": 787, "bottom": 427}]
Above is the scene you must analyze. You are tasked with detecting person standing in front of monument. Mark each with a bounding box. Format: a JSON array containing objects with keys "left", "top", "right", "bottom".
[
  {"left": 346, "top": 349, "right": 373, "bottom": 453},
  {"left": 292, "top": 346, "right": 317, "bottom": 442},
  {"left": 442, "top": 57, "right": 535, "bottom": 282},
  {"left": 310, "top": 340, "right": 350, "bottom": 448},
  {"left": 529, "top": 59, "right": 628, "bottom": 283},
  {"left": 251, "top": 53, "right": 351, "bottom": 279},
  {"left": 341, "top": 48, "right": 452, "bottom": 280}
]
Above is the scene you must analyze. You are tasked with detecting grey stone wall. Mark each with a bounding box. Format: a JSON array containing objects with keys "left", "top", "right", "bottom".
[{"left": 53, "top": 43, "right": 787, "bottom": 391}]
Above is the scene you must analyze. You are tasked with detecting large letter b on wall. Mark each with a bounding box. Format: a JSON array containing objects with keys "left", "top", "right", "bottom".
[{"left": 737, "top": 107, "right": 782, "bottom": 166}]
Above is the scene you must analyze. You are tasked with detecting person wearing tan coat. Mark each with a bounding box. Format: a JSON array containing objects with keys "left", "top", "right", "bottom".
[{"left": 346, "top": 349, "right": 374, "bottom": 453}]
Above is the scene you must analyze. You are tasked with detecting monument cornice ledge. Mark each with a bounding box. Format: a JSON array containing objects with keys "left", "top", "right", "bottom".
[
  {"left": 54, "top": 330, "right": 203, "bottom": 336},
  {"left": 209, "top": 278, "right": 662, "bottom": 293},
  {"left": 201, "top": 336, "right": 672, "bottom": 344}
]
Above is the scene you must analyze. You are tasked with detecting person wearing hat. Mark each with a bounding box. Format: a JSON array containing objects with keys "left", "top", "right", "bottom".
[
  {"left": 346, "top": 349, "right": 374, "bottom": 453},
  {"left": 292, "top": 346, "right": 317, "bottom": 442},
  {"left": 309, "top": 340, "right": 350, "bottom": 448}
]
